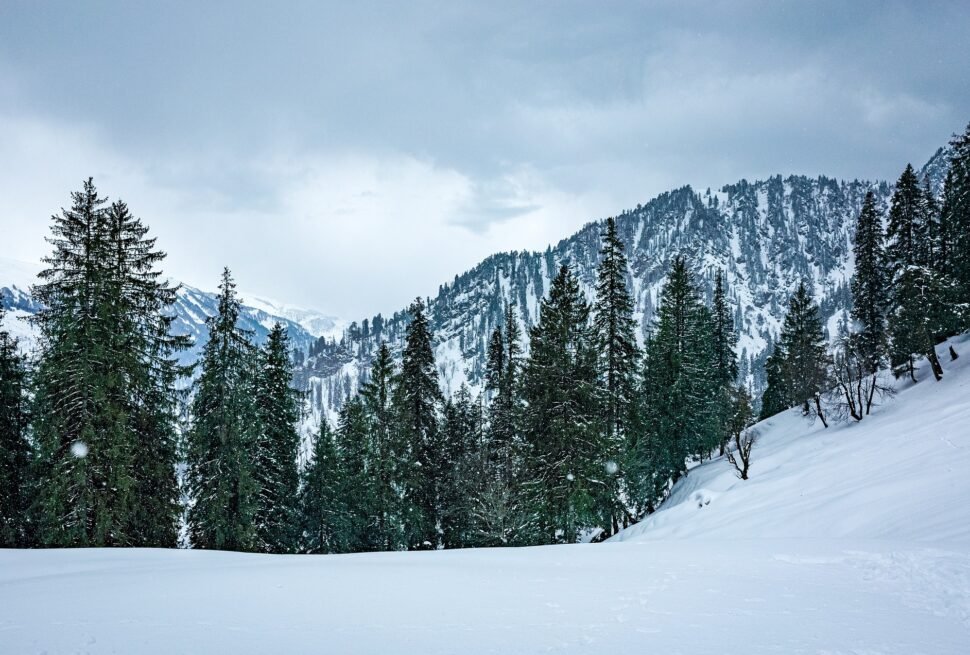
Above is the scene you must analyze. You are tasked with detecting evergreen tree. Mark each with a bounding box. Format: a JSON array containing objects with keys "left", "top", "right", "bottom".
[
  {"left": 333, "top": 396, "right": 377, "bottom": 552},
  {"left": 31, "top": 181, "right": 186, "bottom": 546},
  {"left": 941, "top": 123, "right": 970, "bottom": 323},
  {"left": 360, "top": 342, "right": 406, "bottom": 550},
  {"left": 521, "top": 264, "right": 605, "bottom": 544},
  {"left": 639, "top": 258, "right": 720, "bottom": 487},
  {"left": 887, "top": 166, "right": 948, "bottom": 380},
  {"left": 393, "top": 298, "right": 443, "bottom": 549},
  {"left": 711, "top": 269, "right": 738, "bottom": 456},
  {"left": 439, "top": 385, "right": 481, "bottom": 548},
  {"left": 758, "top": 347, "right": 790, "bottom": 420},
  {"left": 185, "top": 268, "right": 261, "bottom": 551},
  {"left": 777, "top": 282, "right": 830, "bottom": 425},
  {"left": 850, "top": 191, "right": 890, "bottom": 373},
  {"left": 105, "top": 200, "right": 189, "bottom": 548},
  {"left": 0, "top": 305, "right": 30, "bottom": 546},
  {"left": 298, "top": 418, "right": 340, "bottom": 553},
  {"left": 253, "top": 323, "right": 302, "bottom": 553},
  {"left": 591, "top": 217, "right": 639, "bottom": 532}
]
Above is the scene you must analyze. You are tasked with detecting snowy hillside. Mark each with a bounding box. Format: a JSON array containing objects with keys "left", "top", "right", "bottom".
[{"left": 2, "top": 338, "right": 968, "bottom": 654}]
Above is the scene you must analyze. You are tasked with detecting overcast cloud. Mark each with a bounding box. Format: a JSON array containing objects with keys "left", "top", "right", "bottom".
[{"left": 1, "top": 1, "right": 967, "bottom": 318}]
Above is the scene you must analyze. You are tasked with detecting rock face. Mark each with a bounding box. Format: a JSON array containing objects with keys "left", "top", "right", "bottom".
[{"left": 1, "top": 146, "right": 947, "bottom": 429}]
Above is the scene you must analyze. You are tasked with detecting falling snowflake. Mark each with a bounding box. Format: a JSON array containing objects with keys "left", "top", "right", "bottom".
[
  {"left": 566, "top": 473, "right": 575, "bottom": 481},
  {"left": 70, "top": 441, "right": 89, "bottom": 459},
  {"left": 604, "top": 461, "right": 619, "bottom": 475}
]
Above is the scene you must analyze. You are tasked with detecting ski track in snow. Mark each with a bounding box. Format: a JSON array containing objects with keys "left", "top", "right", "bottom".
[{"left": 1, "top": 337, "right": 969, "bottom": 654}]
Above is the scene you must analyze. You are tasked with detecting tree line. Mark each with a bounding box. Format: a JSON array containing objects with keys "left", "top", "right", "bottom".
[{"left": 2, "top": 124, "right": 969, "bottom": 550}]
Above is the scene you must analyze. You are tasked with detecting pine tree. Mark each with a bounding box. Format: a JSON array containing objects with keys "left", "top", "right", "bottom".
[
  {"left": 0, "top": 304, "right": 30, "bottom": 546},
  {"left": 711, "top": 269, "right": 738, "bottom": 456},
  {"left": 439, "top": 385, "right": 481, "bottom": 548},
  {"left": 887, "top": 166, "right": 947, "bottom": 381},
  {"left": 31, "top": 181, "right": 187, "bottom": 546},
  {"left": 105, "top": 200, "right": 189, "bottom": 548},
  {"left": 298, "top": 418, "right": 340, "bottom": 553},
  {"left": 253, "top": 323, "right": 302, "bottom": 553},
  {"left": 639, "top": 258, "right": 720, "bottom": 488},
  {"left": 393, "top": 298, "right": 443, "bottom": 549},
  {"left": 333, "top": 396, "right": 377, "bottom": 552},
  {"left": 360, "top": 341, "right": 406, "bottom": 551},
  {"left": 850, "top": 191, "right": 890, "bottom": 373},
  {"left": 185, "top": 268, "right": 261, "bottom": 551},
  {"left": 521, "top": 264, "right": 605, "bottom": 544},
  {"left": 591, "top": 217, "right": 639, "bottom": 532},
  {"left": 758, "top": 347, "right": 790, "bottom": 420},
  {"left": 777, "top": 282, "right": 830, "bottom": 425},
  {"left": 941, "top": 123, "right": 970, "bottom": 324}
]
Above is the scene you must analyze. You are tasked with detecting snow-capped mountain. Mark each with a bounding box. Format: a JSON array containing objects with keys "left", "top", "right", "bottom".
[
  {"left": 297, "top": 147, "right": 949, "bottom": 426},
  {"left": 0, "top": 257, "right": 340, "bottom": 371},
  {"left": 0, "top": 144, "right": 950, "bottom": 430}
]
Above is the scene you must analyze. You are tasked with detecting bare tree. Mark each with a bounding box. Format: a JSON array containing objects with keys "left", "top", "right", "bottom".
[
  {"left": 828, "top": 335, "right": 895, "bottom": 422},
  {"left": 725, "top": 386, "right": 757, "bottom": 480},
  {"left": 726, "top": 428, "right": 758, "bottom": 481}
]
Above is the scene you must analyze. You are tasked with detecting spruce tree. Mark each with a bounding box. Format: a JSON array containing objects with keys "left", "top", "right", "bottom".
[
  {"left": 185, "top": 268, "right": 261, "bottom": 551},
  {"left": 253, "top": 323, "right": 302, "bottom": 553},
  {"left": 439, "top": 385, "right": 481, "bottom": 548},
  {"left": 777, "top": 282, "right": 830, "bottom": 425},
  {"left": 887, "top": 166, "right": 947, "bottom": 380},
  {"left": 31, "top": 181, "right": 187, "bottom": 546},
  {"left": 0, "top": 305, "right": 30, "bottom": 546},
  {"left": 639, "top": 258, "right": 720, "bottom": 487},
  {"left": 711, "top": 269, "right": 738, "bottom": 456},
  {"left": 759, "top": 347, "right": 790, "bottom": 420},
  {"left": 393, "top": 298, "right": 443, "bottom": 549},
  {"left": 105, "top": 200, "right": 189, "bottom": 548},
  {"left": 591, "top": 217, "right": 639, "bottom": 532},
  {"left": 521, "top": 264, "right": 605, "bottom": 544},
  {"left": 360, "top": 341, "right": 405, "bottom": 550},
  {"left": 298, "top": 418, "right": 340, "bottom": 553},
  {"left": 941, "top": 123, "right": 970, "bottom": 324},
  {"left": 850, "top": 191, "right": 890, "bottom": 373},
  {"left": 333, "top": 396, "right": 377, "bottom": 552}
]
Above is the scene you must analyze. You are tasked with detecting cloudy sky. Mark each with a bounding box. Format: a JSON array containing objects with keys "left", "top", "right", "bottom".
[{"left": 1, "top": 1, "right": 967, "bottom": 318}]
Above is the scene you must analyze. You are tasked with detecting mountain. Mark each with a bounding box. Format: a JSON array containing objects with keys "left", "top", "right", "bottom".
[
  {"left": 0, "top": 144, "right": 950, "bottom": 430},
  {"left": 0, "top": 257, "right": 341, "bottom": 372}
]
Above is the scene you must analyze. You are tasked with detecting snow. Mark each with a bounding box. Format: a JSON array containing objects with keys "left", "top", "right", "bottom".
[{"left": 1, "top": 337, "right": 969, "bottom": 653}]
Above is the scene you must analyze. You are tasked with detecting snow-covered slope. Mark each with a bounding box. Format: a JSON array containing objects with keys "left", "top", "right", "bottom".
[
  {"left": 611, "top": 335, "right": 970, "bottom": 545},
  {"left": 2, "top": 339, "right": 968, "bottom": 654}
]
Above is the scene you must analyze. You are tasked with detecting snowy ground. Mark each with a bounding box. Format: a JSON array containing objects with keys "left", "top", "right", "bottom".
[{"left": 2, "top": 338, "right": 969, "bottom": 654}]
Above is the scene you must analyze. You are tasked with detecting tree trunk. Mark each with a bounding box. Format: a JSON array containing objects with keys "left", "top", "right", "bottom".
[
  {"left": 950, "top": 345, "right": 959, "bottom": 361},
  {"left": 927, "top": 347, "right": 944, "bottom": 382},
  {"left": 814, "top": 394, "right": 828, "bottom": 428}
]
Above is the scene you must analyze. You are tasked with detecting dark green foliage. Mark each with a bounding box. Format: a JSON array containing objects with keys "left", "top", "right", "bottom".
[
  {"left": 393, "top": 298, "right": 443, "bottom": 549},
  {"left": 360, "top": 342, "right": 407, "bottom": 551},
  {"left": 941, "top": 124, "right": 970, "bottom": 323},
  {"left": 592, "top": 217, "right": 640, "bottom": 533},
  {"left": 521, "top": 265, "right": 605, "bottom": 544},
  {"left": 886, "top": 165, "right": 952, "bottom": 381},
  {"left": 185, "top": 268, "right": 260, "bottom": 551},
  {"left": 298, "top": 419, "right": 340, "bottom": 553},
  {"left": 850, "top": 191, "right": 890, "bottom": 372},
  {"left": 332, "top": 396, "right": 378, "bottom": 552},
  {"left": 711, "top": 270, "right": 738, "bottom": 456},
  {"left": 439, "top": 385, "right": 482, "bottom": 548},
  {"left": 762, "top": 282, "right": 830, "bottom": 424},
  {"left": 758, "top": 348, "right": 790, "bottom": 420},
  {"left": 253, "top": 323, "right": 302, "bottom": 553},
  {"left": 0, "top": 305, "right": 31, "bottom": 546},
  {"left": 30, "top": 181, "right": 187, "bottom": 547},
  {"left": 638, "top": 258, "right": 721, "bottom": 488}
]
